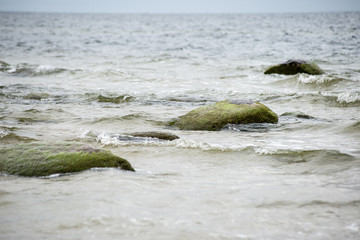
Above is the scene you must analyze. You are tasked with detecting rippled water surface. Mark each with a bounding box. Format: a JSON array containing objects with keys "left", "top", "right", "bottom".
[{"left": 1, "top": 12, "right": 360, "bottom": 239}]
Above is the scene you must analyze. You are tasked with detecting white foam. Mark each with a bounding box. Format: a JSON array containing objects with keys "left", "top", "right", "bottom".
[
  {"left": 35, "top": 64, "right": 57, "bottom": 73},
  {"left": 345, "top": 223, "right": 359, "bottom": 232},
  {"left": 0, "top": 130, "right": 9, "bottom": 138},
  {"left": 95, "top": 132, "right": 253, "bottom": 152},
  {"left": 336, "top": 92, "right": 360, "bottom": 103},
  {"left": 298, "top": 75, "right": 329, "bottom": 84}
]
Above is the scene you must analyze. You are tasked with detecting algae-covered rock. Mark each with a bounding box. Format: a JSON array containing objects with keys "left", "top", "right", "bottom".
[
  {"left": 98, "top": 94, "right": 134, "bottom": 103},
  {"left": 24, "top": 93, "right": 50, "bottom": 100},
  {"left": 264, "top": 60, "right": 324, "bottom": 75},
  {"left": 129, "top": 131, "right": 179, "bottom": 141},
  {"left": 0, "top": 143, "right": 135, "bottom": 177},
  {"left": 170, "top": 100, "right": 278, "bottom": 131}
]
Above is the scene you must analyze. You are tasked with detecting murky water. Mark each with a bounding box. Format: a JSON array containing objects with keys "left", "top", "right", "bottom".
[{"left": 1, "top": 12, "right": 360, "bottom": 239}]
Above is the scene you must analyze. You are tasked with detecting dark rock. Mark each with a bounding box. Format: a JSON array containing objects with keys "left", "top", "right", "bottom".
[
  {"left": 264, "top": 60, "right": 324, "bottom": 75},
  {"left": 281, "top": 111, "right": 314, "bottom": 119},
  {"left": 129, "top": 131, "right": 179, "bottom": 141}
]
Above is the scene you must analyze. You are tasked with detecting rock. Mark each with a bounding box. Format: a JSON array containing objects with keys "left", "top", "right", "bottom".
[
  {"left": 0, "top": 143, "right": 135, "bottom": 177},
  {"left": 129, "top": 131, "right": 179, "bottom": 141},
  {"left": 264, "top": 60, "right": 324, "bottom": 75},
  {"left": 98, "top": 94, "right": 134, "bottom": 103},
  {"left": 24, "top": 93, "right": 50, "bottom": 100},
  {"left": 281, "top": 111, "right": 314, "bottom": 119},
  {"left": 170, "top": 100, "right": 278, "bottom": 131}
]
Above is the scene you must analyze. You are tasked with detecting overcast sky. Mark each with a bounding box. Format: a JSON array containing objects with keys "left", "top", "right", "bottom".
[{"left": 0, "top": 0, "right": 359, "bottom": 13}]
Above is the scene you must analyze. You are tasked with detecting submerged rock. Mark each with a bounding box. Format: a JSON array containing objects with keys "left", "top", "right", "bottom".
[
  {"left": 170, "top": 100, "right": 278, "bottom": 131},
  {"left": 264, "top": 60, "right": 324, "bottom": 75},
  {"left": 281, "top": 111, "right": 314, "bottom": 119},
  {"left": 24, "top": 93, "right": 50, "bottom": 100},
  {"left": 0, "top": 143, "right": 135, "bottom": 177},
  {"left": 129, "top": 131, "right": 179, "bottom": 141}
]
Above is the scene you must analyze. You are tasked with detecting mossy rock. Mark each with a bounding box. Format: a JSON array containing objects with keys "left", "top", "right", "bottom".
[
  {"left": 0, "top": 143, "right": 135, "bottom": 177},
  {"left": 264, "top": 60, "right": 324, "bottom": 75},
  {"left": 170, "top": 100, "right": 278, "bottom": 131},
  {"left": 98, "top": 94, "right": 134, "bottom": 103},
  {"left": 129, "top": 131, "right": 179, "bottom": 141},
  {"left": 24, "top": 93, "right": 50, "bottom": 100}
]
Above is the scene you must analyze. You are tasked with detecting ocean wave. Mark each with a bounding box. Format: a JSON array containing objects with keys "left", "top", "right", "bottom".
[
  {"left": 89, "top": 131, "right": 357, "bottom": 162},
  {"left": 91, "top": 113, "right": 148, "bottom": 123},
  {"left": 81, "top": 93, "right": 136, "bottom": 104},
  {"left": 336, "top": 92, "right": 360, "bottom": 104},
  {"left": 321, "top": 91, "right": 360, "bottom": 106},
  {"left": 343, "top": 121, "right": 360, "bottom": 135},
  {"left": 0, "top": 131, "right": 36, "bottom": 142},
  {"left": 271, "top": 74, "right": 354, "bottom": 87},
  {"left": 255, "top": 200, "right": 360, "bottom": 209},
  {"left": 255, "top": 148, "right": 356, "bottom": 163},
  {"left": 299, "top": 200, "right": 360, "bottom": 208},
  {"left": 89, "top": 131, "right": 253, "bottom": 151},
  {"left": 224, "top": 123, "right": 278, "bottom": 132},
  {"left": 261, "top": 90, "right": 360, "bottom": 107},
  {"left": 297, "top": 74, "right": 348, "bottom": 85},
  {"left": 4, "top": 63, "right": 68, "bottom": 76}
]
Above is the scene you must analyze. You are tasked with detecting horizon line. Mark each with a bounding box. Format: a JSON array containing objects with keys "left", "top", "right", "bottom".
[{"left": 1, "top": 10, "right": 359, "bottom": 15}]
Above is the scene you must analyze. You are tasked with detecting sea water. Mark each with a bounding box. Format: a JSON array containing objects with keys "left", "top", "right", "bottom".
[{"left": 0, "top": 12, "right": 360, "bottom": 239}]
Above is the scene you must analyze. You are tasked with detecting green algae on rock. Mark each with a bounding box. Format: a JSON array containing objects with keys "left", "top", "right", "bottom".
[
  {"left": 264, "top": 60, "right": 324, "bottom": 75},
  {"left": 98, "top": 94, "right": 134, "bottom": 103},
  {"left": 129, "top": 131, "right": 179, "bottom": 141},
  {"left": 24, "top": 93, "right": 50, "bottom": 100},
  {"left": 170, "top": 100, "right": 278, "bottom": 131},
  {"left": 0, "top": 143, "right": 135, "bottom": 177}
]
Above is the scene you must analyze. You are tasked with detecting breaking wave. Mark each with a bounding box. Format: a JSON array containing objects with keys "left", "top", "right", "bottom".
[
  {"left": 2, "top": 62, "right": 70, "bottom": 76},
  {"left": 271, "top": 74, "right": 356, "bottom": 88},
  {"left": 0, "top": 131, "right": 36, "bottom": 142},
  {"left": 85, "top": 131, "right": 358, "bottom": 162},
  {"left": 321, "top": 91, "right": 360, "bottom": 106}
]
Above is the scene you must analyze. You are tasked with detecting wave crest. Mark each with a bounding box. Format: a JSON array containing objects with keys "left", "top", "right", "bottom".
[
  {"left": 336, "top": 92, "right": 360, "bottom": 104},
  {"left": 5, "top": 63, "right": 67, "bottom": 76}
]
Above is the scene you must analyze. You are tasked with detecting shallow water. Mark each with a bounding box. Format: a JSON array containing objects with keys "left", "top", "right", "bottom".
[{"left": 0, "top": 12, "right": 360, "bottom": 239}]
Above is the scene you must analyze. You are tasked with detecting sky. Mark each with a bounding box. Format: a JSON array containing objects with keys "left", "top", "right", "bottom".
[{"left": 0, "top": 0, "right": 359, "bottom": 13}]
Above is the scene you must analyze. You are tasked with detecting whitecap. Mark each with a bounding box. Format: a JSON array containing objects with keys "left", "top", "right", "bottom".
[
  {"left": 345, "top": 223, "right": 359, "bottom": 232},
  {"left": 336, "top": 92, "right": 360, "bottom": 104},
  {"left": 0, "top": 130, "right": 9, "bottom": 138},
  {"left": 95, "top": 132, "right": 254, "bottom": 152}
]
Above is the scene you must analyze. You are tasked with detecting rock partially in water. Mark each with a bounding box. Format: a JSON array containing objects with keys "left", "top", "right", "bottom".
[
  {"left": 129, "top": 131, "right": 179, "bottom": 141},
  {"left": 264, "top": 60, "right": 324, "bottom": 75},
  {"left": 24, "top": 93, "right": 50, "bottom": 100},
  {"left": 0, "top": 143, "right": 135, "bottom": 177},
  {"left": 281, "top": 111, "right": 314, "bottom": 119},
  {"left": 98, "top": 94, "right": 134, "bottom": 103},
  {"left": 170, "top": 100, "right": 278, "bottom": 131}
]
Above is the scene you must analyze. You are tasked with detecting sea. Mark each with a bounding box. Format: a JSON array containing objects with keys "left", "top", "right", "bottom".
[{"left": 0, "top": 12, "right": 360, "bottom": 240}]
